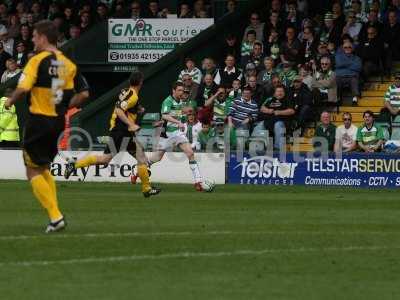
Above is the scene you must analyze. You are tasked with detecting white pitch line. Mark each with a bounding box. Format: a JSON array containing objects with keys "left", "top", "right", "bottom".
[
  {"left": 0, "top": 230, "right": 399, "bottom": 241},
  {"left": 0, "top": 245, "right": 399, "bottom": 267}
]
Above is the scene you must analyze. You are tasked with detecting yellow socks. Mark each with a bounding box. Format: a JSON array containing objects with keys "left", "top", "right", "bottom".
[
  {"left": 137, "top": 164, "right": 151, "bottom": 193},
  {"left": 31, "top": 174, "right": 63, "bottom": 222},
  {"left": 43, "top": 169, "right": 56, "bottom": 199},
  {"left": 75, "top": 155, "right": 97, "bottom": 168}
]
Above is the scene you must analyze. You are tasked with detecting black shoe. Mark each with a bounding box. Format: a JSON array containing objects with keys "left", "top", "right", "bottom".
[
  {"left": 143, "top": 186, "right": 161, "bottom": 198},
  {"left": 45, "top": 217, "right": 66, "bottom": 233},
  {"left": 64, "top": 160, "right": 76, "bottom": 179}
]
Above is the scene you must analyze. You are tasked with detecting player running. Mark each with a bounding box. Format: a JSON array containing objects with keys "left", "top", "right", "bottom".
[
  {"left": 132, "top": 81, "right": 214, "bottom": 192},
  {"left": 64, "top": 71, "right": 160, "bottom": 198},
  {"left": 5, "top": 20, "right": 83, "bottom": 233}
]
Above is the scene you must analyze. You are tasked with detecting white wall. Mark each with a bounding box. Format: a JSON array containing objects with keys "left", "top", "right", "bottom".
[{"left": 0, "top": 150, "right": 226, "bottom": 184}]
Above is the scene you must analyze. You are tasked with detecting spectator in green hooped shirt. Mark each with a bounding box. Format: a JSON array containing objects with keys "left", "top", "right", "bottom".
[
  {"left": 313, "top": 111, "right": 336, "bottom": 151},
  {"left": 356, "top": 110, "right": 385, "bottom": 153},
  {"left": 204, "top": 86, "right": 232, "bottom": 124}
]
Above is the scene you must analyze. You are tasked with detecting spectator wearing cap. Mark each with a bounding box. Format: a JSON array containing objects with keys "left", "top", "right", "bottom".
[
  {"left": 196, "top": 73, "right": 219, "bottom": 108},
  {"left": 242, "top": 12, "right": 265, "bottom": 43},
  {"left": 241, "top": 30, "right": 257, "bottom": 57},
  {"left": 217, "top": 54, "right": 243, "bottom": 88},
  {"left": 241, "top": 41, "right": 265, "bottom": 72},
  {"left": 356, "top": 110, "right": 384, "bottom": 153},
  {"left": 0, "top": 58, "right": 20, "bottom": 83},
  {"left": 381, "top": 72, "right": 400, "bottom": 123},
  {"left": 335, "top": 41, "right": 362, "bottom": 105},
  {"left": 0, "top": 26, "right": 13, "bottom": 56},
  {"left": 228, "top": 86, "right": 258, "bottom": 130},
  {"left": 220, "top": 33, "right": 240, "bottom": 65},
  {"left": 356, "top": 25, "right": 384, "bottom": 78},
  {"left": 257, "top": 57, "right": 276, "bottom": 87},
  {"left": 178, "top": 58, "right": 203, "bottom": 85},
  {"left": 13, "top": 41, "right": 27, "bottom": 68},
  {"left": 334, "top": 112, "right": 358, "bottom": 152},
  {"left": 313, "top": 111, "right": 336, "bottom": 152},
  {"left": 260, "top": 85, "right": 295, "bottom": 150},
  {"left": 243, "top": 62, "right": 258, "bottom": 84},
  {"left": 320, "top": 12, "right": 342, "bottom": 48},
  {"left": 311, "top": 56, "right": 337, "bottom": 104},
  {"left": 289, "top": 75, "right": 313, "bottom": 136},
  {"left": 280, "top": 26, "right": 302, "bottom": 65},
  {"left": 278, "top": 61, "right": 297, "bottom": 88},
  {"left": 312, "top": 39, "right": 335, "bottom": 70}
]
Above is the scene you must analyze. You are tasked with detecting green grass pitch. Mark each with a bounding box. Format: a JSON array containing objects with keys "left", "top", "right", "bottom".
[{"left": 0, "top": 180, "right": 400, "bottom": 300}]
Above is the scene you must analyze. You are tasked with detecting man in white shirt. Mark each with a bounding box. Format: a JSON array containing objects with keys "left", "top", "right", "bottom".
[{"left": 334, "top": 112, "right": 358, "bottom": 152}]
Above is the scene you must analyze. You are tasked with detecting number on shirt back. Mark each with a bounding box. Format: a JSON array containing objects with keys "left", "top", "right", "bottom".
[{"left": 49, "top": 59, "right": 65, "bottom": 105}]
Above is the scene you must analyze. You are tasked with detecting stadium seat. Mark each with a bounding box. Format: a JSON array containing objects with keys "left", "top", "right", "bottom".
[
  {"left": 249, "top": 129, "right": 269, "bottom": 155},
  {"left": 137, "top": 128, "right": 155, "bottom": 150},
  {"left": 392, "top": 115, "right": 400, "bottom": 124},
  {"left": 141, "top": 113, "right": 160, "bottom": 129},
  {"left": 235, "top": 129, "right": 250, "bottom": 151}
]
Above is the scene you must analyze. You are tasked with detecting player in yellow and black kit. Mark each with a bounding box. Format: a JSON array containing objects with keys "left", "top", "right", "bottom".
[
  {"left": 5, "top": 20, "right": 86, "bottom": 233},
  {"left": 64, "top": 71, "right": 160, "bottom": 198}
]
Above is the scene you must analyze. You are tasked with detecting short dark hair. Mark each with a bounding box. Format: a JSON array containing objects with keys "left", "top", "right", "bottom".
[
  {"left": 34, "top": 20, "right": 58, "bottom": 45},
  {"left": 242, "top": 86, "right": 253, "bottom": 93},
  {"left": 129, "top": 71, "right": 144, "bottom": 86},
  {"left": 172, "top": 81, "right": 184, "bottom": 90},
  {"left": 363, "top": 110, "right": 374, "bottom": 118},
  {"left": 247, "top": 30, "right": 256, "bottom": 36}
]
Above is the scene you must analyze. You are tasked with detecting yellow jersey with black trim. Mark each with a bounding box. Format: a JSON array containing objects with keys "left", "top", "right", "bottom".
[
  {"left": 17, "top": 50, "right": 77, "bottom": 117},
  {"left": 109, "top": 87, "right": 139, "bottom": 131}
]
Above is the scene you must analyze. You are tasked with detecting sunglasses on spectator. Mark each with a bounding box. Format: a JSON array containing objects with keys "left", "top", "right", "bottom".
[
  {"left": 321, "top": 63, "right": 330, "bottom": 65},
  {"left": 343, "top": 46, "right": 352, "bottom": 49},
  {"left": 343, "top": 118, "right": 351, "bottom": 121}
]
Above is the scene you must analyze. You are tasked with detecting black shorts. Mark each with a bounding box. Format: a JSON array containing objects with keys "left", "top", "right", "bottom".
[
  {"left": 104, "top": 129, "right": 136, "bottom": 154},
  {"left": 23, "top": 114, "right": 65, "bottom": 168}
]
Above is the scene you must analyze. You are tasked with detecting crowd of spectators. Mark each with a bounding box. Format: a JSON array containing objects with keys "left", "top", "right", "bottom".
[{"left": 170, "top": 0, "right": 400, "bottom": 153}]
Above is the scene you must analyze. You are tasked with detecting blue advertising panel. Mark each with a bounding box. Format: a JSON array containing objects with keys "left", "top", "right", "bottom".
[{"left": 227, "top": 153, "right": 400, "bottom": 188}]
